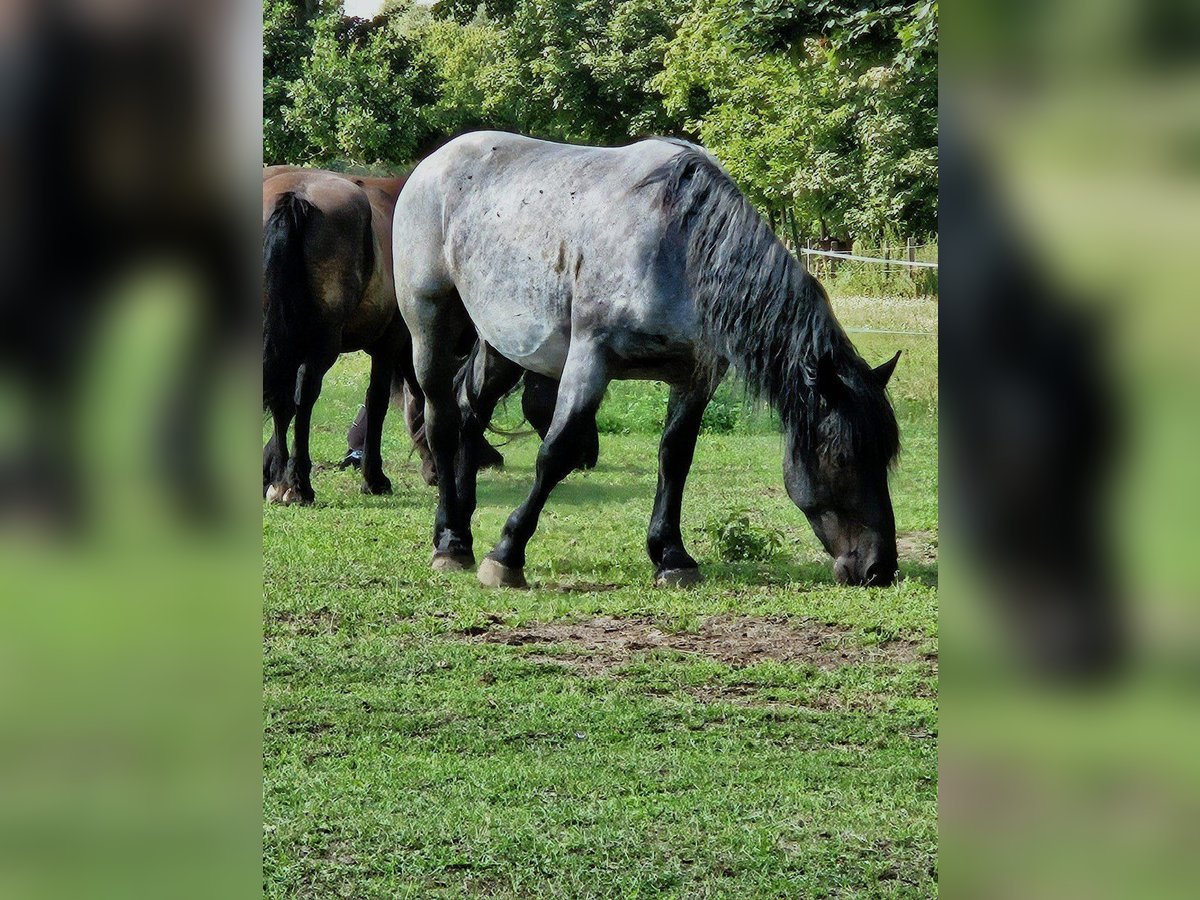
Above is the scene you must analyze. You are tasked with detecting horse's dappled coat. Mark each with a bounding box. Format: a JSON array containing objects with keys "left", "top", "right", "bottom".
[{"left": 393, "top": 132, "right": 901, "bottom": 587}]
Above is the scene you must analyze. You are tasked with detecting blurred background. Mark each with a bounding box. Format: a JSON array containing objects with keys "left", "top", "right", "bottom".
[
  {"left": 0, "top": 1, "right": 260, "bottom": 897},
  {"left": 942, "top": 0, "right": 1200, "bottom": 896}
]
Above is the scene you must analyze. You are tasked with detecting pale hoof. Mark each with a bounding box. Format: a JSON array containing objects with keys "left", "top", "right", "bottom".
[
  {"left": 431, "top": 550, "right": 475, "bottom": 572},
  {"left": 477, "top": 557, "right": 528, "bottom": 589},
  {"left": 265, "top": 483, "right": 301, "bottom": 506},
  {"left": 655, "top": 567, "right": 703, "bottom": 588}
]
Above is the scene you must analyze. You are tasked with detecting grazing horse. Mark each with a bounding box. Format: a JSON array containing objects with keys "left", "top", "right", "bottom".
[
  {"left": 263, "top": 169, "right": 416, "bottom": 503},
  {"left": 394, "top": 132, "right": 901, "bottom": 588}
]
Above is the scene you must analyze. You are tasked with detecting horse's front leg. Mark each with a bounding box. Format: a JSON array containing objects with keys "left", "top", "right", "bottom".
[
  {"left": 478, "top": 344, "right": 608, "bottom": 589},
  {"left": 456, "top": 342, "right": 522, "bottom": 525},
  {"left": 522, "top": 372, "right": 599, "bottom": 470},
  {"left": 647, "top": 381, "right": 719, "bottom": 587}
]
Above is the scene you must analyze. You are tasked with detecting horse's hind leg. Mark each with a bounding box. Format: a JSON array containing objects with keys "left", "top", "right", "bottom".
[
  {"left": 282, "top": 352, "right": 336, "bottom": 505},
  {"left": 479, "top": 343, "right": 608, "bottom": 589},
  {"left": 359, "top": 348, "right": 394, "bottom": 495},
  {"left": 409, "top": 295, "right": 475, "bottom": 570},
  {"left": 647, "top": 378, "right": 721, "bottom": 587},
  {"left": 264, "top": 402, "right": 294, "bottom": 500}
]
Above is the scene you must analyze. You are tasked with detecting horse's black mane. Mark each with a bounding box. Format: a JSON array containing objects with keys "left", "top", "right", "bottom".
[{"left": 640, "top": 140, "right": 900, "bottom": 468}]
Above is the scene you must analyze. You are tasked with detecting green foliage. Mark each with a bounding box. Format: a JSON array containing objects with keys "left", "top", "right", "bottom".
[
  {"left": 266, "top": 0, "right": 937, "bottom": 242},
  {"left": 656, "top": 0, "right": 938, "bottom": 240},
  {"left": 284, "top": 12, "right": 435, "bottom": 165},
  {"left": 704, "top": 510, "right": 785, "bottom": 562}
]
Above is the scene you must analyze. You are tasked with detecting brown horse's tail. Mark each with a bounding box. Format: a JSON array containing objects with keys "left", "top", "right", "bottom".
[{"left": 262, "top": 192, "right": 316, "bottom": 412}]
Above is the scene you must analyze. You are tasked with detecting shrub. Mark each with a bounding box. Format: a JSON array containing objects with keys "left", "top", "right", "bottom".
[{"left": 704, "top": 511, "right": 784, "bottom": 562}]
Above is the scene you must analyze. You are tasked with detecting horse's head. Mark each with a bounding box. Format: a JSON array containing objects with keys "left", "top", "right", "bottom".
[{"left": 784, "top": 351, "right": 902, "bottom": 587}]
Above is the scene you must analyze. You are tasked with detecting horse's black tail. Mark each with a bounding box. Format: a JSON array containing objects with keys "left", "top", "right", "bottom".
[{"left": 262, "top": 192, "right": 316, "bottom": 412}]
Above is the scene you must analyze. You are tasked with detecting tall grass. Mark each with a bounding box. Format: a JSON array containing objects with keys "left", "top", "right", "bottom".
[{"left": 812, "top": 241, "right": 939, "bottom": 298}]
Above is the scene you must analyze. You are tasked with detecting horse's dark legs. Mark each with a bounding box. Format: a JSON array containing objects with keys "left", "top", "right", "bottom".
[
  {"left": 647, "top": 383, "right": 717, "bottom": 587},
  {"left": 522, "top": 372, "right": 599, "bottom": 470},
  {"left": 410, "top": 303, "right": 476, "bottom": 569},
  {"left": 264, "top": 402, "right": 294, "bottom": 497},
  {"left": 359, "top": 350, "right": 394, "bottom": 495},
  {"left": 281, "top": 354, "right": 334, "bottom": 505},
  {"left": 456, "top": 343, "right": 523, "bottom": 526},
  {"left": 479, "top": 347, "right": 608, "bottom": 588}
]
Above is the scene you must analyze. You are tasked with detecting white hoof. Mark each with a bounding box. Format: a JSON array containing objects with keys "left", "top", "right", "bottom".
[
  {"left": 431, "top": 551, "right": 475, "bottom": 573},
  {"left": 477, "top": 557, "right": 528, "bottom": 589},
  {"left": 655, "top": 567, "right": 704, "bottom": 588}
]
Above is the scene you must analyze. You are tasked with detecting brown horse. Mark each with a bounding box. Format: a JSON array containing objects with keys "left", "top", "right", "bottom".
[{"left": 263, "top": 169, "right": 418, "bottom": 503}]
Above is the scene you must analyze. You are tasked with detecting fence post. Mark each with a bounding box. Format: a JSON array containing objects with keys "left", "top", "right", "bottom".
[{"left": 907, "top": 237, "right": 916, "bottom": 265}]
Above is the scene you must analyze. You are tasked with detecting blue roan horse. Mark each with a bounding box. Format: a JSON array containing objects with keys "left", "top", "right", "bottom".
[{"left": 393, "top": 132, "right": 902, "bottom": 588}]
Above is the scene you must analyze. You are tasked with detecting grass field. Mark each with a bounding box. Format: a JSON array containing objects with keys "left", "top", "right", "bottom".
[{"left": 263, "top": 293, "right": 938, "bottom": 898}]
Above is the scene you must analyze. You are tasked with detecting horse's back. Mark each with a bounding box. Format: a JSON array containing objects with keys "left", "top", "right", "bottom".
[{"left": 396, "top": 132, "right": 698, "bottom": 376}]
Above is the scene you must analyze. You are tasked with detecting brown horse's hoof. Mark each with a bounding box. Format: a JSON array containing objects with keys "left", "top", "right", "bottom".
[
  {"left": 477, "top": 558, "right": 528, "bottom": 589},
  {"left": 265, "top": 483, "right": 305, "bottom": 506},
  {"left": 420, "top": 462, "right": 438, "bottom": 487},
  {"left": 361, "top": 476, "right": 392, "bottom": 496},
  {"left": 431, "top": 550, "right": 475, "bottom": 572},
  {"left": 655, "top": 567, "right": 704, "bottom": 588}
]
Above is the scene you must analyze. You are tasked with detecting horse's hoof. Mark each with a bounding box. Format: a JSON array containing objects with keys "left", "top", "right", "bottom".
[
  {"left": 420, "top": 463, "right": 438, "bottom": 487},
  {"left": 431, "top": 550, "right": 475, "bottom": 572},
  {"left": 266, "top": 483, "right": 305, "bottom": 505},
  {"left": 284, "top": 487, "right": 310, "bottom": 506},
  {"left": 338, "top": 450, "right": 363, "bottom": 471},
  {"left": 655, "top": 567, "right": 703, "bottom": 588},
  {"left": 361, "top": 477, "right": 392, "bottom": 496},
  {"left": 477, "top": 557, "right": 528, "bottom": 589}
]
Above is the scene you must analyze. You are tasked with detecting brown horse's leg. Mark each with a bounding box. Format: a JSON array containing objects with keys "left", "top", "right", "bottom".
[
  {"left": 264, "top": 402, "right": 293, "bottom": 498},
  {"left": 283, "top": 354, "right": 334, "bottom": 505},
  {"left": 360, "top": 350, "right": 394, "bottom": 495},
  {"left": 403, "top": 383, "right": 437, "bottom": 486}
]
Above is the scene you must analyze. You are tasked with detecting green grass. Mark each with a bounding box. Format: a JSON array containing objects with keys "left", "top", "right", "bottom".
[{"left": 264, "top": 293, "right": 938, "bottom": 898}]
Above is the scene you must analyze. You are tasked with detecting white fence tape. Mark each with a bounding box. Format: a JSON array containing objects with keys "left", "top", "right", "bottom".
[
  {"left": 801, "top": 247, "right": 939, "bottom": 269},
  {"left": 845, "top": 327, "right": 936, "bottom": 337}
]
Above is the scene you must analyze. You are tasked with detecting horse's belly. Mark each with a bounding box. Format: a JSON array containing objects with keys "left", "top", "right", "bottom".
[{"left": 476, "top": 317, "right": 570, "bottom": 378}]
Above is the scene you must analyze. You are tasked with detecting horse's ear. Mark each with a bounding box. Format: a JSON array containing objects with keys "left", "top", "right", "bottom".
[{"left": 872, "top": 350, "right": 901, "bottom": 387}]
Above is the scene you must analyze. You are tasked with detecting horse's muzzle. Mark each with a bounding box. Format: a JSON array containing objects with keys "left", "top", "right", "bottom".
[{"left": 834, "top": 551, "right": 897, "bottom": 587}]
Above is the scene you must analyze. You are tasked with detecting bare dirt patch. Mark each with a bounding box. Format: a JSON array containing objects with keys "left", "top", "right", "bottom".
[
  {"left": 897, "top": 530, "right": 938, "bottom": 563},
  {"left": 465, "top": 615, "right": 931, "bottom": 674}
]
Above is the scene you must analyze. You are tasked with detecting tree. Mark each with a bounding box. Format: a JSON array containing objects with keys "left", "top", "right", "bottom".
[
  {"left": 656, "top": 0, "right": 938, "bottom": 242},
  {"left": 284, "top": 11, "right": 435, "bottom": 166}
]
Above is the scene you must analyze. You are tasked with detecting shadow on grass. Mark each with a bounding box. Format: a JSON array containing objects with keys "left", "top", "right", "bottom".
[{"left": 475, "top": 477, "right": 656, "bottom": 509}]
